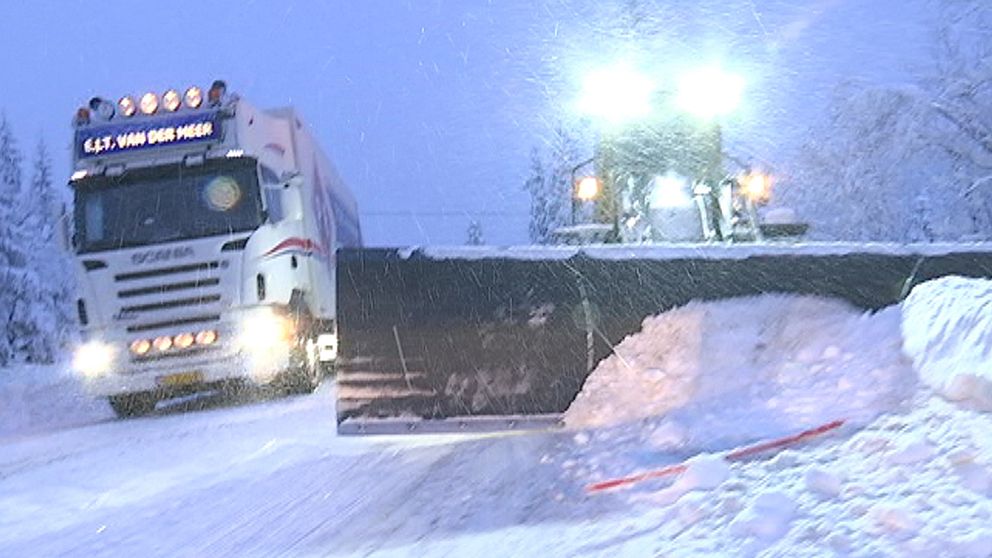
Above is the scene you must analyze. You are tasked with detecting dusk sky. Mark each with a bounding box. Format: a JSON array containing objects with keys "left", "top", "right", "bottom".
[{"left": 0, "top": 0, "right": 933, "bottom": 245}]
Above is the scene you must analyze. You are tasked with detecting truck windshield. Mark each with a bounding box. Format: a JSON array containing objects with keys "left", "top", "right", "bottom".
[{"left": 73, "top": 158, "right": 264, "bottom": 253}]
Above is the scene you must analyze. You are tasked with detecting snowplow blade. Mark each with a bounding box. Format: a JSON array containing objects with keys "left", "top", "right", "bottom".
[{"left": 335, "top": 244, "right": 992, "bottom": 434}]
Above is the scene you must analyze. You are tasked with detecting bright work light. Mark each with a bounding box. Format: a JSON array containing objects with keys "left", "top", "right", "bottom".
[
  {"left": 184, "top": 86, "right": 203, "bottom": 109},
  {"left": 162, "top": 89, "right": 181, "bottom": 112},
  {"left": 575, "top": 176, "right": 601, "bottom": 202},
  {"left": 140, "top": 92, "right": 159, "bottom": 115},
  {"left": 118, "top": 96, "right": 137, "bottom": 117}
]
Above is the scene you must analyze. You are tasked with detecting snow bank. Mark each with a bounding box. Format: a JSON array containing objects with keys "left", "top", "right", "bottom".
[
  {"left": 554, "top": 285, "right": 992, "bottom": 556},
  {"left": 902, "top": 276, "right": 992, "bottom": 411},
  {"left": 0, "top": 363, "right": 110, "bottom": 438},
  {"left": 565, "top": 295, "right": 915, "bottom": 445}
]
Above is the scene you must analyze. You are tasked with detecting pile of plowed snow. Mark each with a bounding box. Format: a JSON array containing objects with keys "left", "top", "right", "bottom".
[
  {"left": 556, "top": 278, "right": 992, "bottom": 557},
  {"left": 565, "top": 294, "right": 915, "bottom": 446},
  {"left": 902, "top": 276, "right": 992, "bottom": 412}
]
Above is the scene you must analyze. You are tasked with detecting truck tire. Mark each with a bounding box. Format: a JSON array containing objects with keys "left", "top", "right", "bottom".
[
  {"left": 108, "top": 393, "right": 157, "bottom": 418},
  {"left": 284, "top": 340, "right": 321, "bottom": 395}
]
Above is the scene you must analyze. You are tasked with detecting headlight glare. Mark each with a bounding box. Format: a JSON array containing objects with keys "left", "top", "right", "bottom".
[
  {"left": 73, "top": 341, "right": 114, "bottom": 378},
  {"left": 239, "top": 309, "right": 294, "bottom": 352}
]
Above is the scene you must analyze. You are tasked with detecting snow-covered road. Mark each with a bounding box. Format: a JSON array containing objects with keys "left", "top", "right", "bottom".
[{"left": 0, "top": 385, "right": 609, "bottom": 557}]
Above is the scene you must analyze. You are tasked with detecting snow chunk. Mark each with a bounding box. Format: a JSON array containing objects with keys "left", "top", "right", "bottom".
[
  {"left": 646, "top": 454, "right": 731, "bottom": 506},
  {"left": 676, "top": 453, "right": 731, "bottom": 492},
  {"left": 954, "top": 462, "right": 992, "bottom": 496},
  {"left": 730, "top": 491, "right": 798, "bottom": 541},
  {"left": 870, "top": 505, "right": 922, "bottom": 539},
  {"left": 804, "top": 467, "right": 843, "bottom": 499},
  {"left": 952, "top": 533, "right": 992, "bottom": 558},
  {"left": 646, "top": 420, "right": 688, "bottom": 451},
  {"left": 887, "top": 436, "right": 937, "bottom": 466}
]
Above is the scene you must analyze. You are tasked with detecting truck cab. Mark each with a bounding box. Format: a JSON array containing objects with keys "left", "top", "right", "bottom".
[{"left": 69, "top": 81, "right": 360, "bottom": 417}]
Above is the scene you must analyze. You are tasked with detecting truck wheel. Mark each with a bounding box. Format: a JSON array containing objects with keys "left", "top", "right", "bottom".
[
  {"left": 108, "top": 393, "right": 157, "bottom": 418},
  {"left": 285, "top": 340, "right": 321, "bottom": 395}
]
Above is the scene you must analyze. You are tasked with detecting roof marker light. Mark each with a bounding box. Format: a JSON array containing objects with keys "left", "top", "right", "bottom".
[
  {"left": 162, "top": 89, "right": 181, "bottom": 112},
  {"left": 184, "top": 86, "right": 203, "bottom": 109},
  {"left": 139, "top": 92, "right": 159, "bottom": 115},
  {"left": 118, "top": 96, "right": 137, "bottom": 117}
]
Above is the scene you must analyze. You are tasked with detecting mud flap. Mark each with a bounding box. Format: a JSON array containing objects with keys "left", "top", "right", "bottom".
[{"left": 335, "top": 246, "right": 992, "bottom": 434}]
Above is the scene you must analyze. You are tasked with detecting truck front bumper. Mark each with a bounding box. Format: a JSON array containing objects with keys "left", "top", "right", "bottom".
[{"left": 79, "top": 342, "right": 293, "bottom": 398}]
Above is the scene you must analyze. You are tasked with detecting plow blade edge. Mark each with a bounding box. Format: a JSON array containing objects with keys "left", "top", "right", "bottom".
[{"left": 335, "top": 245, "right": 992, "bottom": 433}]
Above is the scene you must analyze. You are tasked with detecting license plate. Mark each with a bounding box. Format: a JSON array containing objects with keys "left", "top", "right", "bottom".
[{"left": 158, "top": 371, "right": 204, "bottom": 387}]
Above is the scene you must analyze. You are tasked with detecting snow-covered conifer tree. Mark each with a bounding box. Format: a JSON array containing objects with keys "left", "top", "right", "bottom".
[
  {"left": 27, "top": 138, "right": 76, "bottom": 353},
  {"left": 0, "top": 117, "right": 63, "bottom": 365}
]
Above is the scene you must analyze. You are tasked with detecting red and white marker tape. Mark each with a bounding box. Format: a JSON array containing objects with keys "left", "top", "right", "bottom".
[{"left": 586, "top": 419, "right": 846, "bottom": 494}]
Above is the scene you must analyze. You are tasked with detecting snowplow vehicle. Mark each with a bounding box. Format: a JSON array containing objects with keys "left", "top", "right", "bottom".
[
  {"left": 335, "top": 231, "right": 992, "bottom": 433},
  {"left": 332, "top": 161, "right": 992, "bottom": 434},
  {"left": 68, "top": 82, "right": 361, "bottom": 417}
]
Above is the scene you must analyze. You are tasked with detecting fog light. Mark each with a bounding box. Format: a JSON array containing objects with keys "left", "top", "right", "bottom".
[
  {"left": 129, "top": 339, "right": 151, "bottom": 356},
  {"left": 195, "top": 330, "right": 218, "bottom": 346},
  {"left": 174, "top": 332, "right": 195, "bottom": 349},
  {"left": 73, "top": 341, "right": 114, "bottom": 378},
  {"left": 153, "top": 335, "right": 173, "bottom": 352}
]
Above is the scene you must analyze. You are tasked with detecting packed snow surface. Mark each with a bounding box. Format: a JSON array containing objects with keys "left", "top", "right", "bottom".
[{"left": 1, "top": 277, "right": 990, "bottom": 557}]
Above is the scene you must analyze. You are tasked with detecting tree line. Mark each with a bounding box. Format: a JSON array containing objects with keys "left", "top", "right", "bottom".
[{"left": 0, "top": 114, "right": 75, "bottom": 366}]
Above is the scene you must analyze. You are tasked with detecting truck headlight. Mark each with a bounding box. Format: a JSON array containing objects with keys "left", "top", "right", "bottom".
[
  {"left": 73, "top": 341, "right": 115, "bottom": 378},
  {"left": 238, "top": 308, "right": 296, "bottom": 383},
  {"left": 239, "top": 308, "right": 295, "bottom": 353}
]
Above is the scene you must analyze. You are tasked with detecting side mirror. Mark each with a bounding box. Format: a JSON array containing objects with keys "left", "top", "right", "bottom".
[
  {"left": 287, "top": 174, "right": 305, "bottom": 189},
  {"left": 263, "top": 175, "right": 304, "bottom": 224},
  {"left": 281, "top": 176, "right": 305, "bottom": 221}
]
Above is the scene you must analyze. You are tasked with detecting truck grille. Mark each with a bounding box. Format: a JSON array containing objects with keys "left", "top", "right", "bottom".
[{"left": 114, "top": 259, "right": 229, "bottom": 338}]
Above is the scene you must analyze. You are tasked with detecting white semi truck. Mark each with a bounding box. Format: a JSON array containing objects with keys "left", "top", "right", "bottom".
[{"left": 68, "top": 81, "right": 361, "bottom": 417}]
